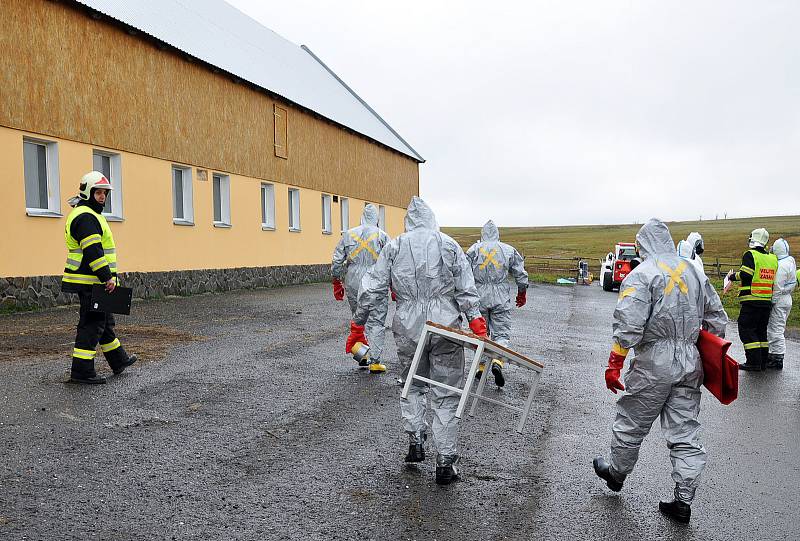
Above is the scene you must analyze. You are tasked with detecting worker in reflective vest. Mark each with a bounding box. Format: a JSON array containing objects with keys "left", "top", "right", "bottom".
[
  {"left": 727, "top": 228, "right": 778, "bottom": 371},
  {"left": 62, "top": 171, "right": 137, "bottom": 384}
]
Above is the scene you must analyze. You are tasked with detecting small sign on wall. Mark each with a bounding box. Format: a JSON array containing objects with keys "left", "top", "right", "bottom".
[{"left": 197, "top": 169, "right": 208, "bottom": 182}]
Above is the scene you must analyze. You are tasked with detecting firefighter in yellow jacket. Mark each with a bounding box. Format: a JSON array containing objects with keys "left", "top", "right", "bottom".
[
  {"left": 727, "top": 228, "right": 778, "bottom": 371},
  {"left": 62, "top": 171, "right": 137, "bottom": 384}
]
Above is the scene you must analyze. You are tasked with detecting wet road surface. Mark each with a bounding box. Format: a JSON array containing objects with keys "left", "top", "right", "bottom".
[{"left": 1, "top": 283, "right": 797, "bottom": 540}]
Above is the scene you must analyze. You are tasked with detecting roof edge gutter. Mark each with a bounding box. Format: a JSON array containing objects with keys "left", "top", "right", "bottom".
[{"left": 301, "top": 44, "right": 425, "bottom": 163}]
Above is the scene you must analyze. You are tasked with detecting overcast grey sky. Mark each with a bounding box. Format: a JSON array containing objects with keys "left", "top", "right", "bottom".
[{"left": 226, "top": 0, "right": 800, "bottom": 227}]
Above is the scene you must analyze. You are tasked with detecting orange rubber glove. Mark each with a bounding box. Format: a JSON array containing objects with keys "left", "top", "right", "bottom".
[
  {"left": 515, "top": 289, "right": 527, "bottom": 307},
  {"left": 345, "top": 320, "right": 367, "bottom": 354},
  {"left": 332, "top": 279, "right": 345, "bottom": 301},
  {"left": 469, "top": 317, "right": 488, "bottom": 337},
  {"left": 605, "top": 343, "right": 628, "bottom": 394},
  {"left": 391, "top": 289, "right": 397, "bottom": 302}
]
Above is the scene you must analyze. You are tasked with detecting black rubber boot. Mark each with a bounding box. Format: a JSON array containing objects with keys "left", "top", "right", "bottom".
[
  {"left": 405, "top": 444, "right": 425, "bottom": 463},
  {"left": 738, "top": 362, "right": 762, "bottom": 372},
  {"left": 659, "top": 499, "right": 691, "bottom": 524},
  {"left": 435, "top": 456, "right": 460, "bottom": 485},
  {"left": 491, "top": 362, "right": 505, "bottom": 388},
  {"left": 69, "top": 374, "right": 107, "bottom": 384},
  {"left": 766, "top": 353, "right": 784, "bottom": 370},
  {"left": 593, "top": 456, "right": 624, "bottom": 492},
  {"left": 112, "top": 354, "right": 138, "bottom": 375}
]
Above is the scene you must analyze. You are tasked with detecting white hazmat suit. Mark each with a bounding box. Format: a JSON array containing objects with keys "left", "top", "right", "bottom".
[
  {"left": 677, "top": 232, "right": 705, "bottom": 276},
  {"left": 605, "top": 219, "right": 728, "bottom": 505},
  {"left": 331, "top": 204, "right": 390, "bottom": 361},
  {"left": 767, "top": 238, "right": 796, "bottom": 360},
  {"left": 355, "top": 197, "right": 482, "bottom": 464}
]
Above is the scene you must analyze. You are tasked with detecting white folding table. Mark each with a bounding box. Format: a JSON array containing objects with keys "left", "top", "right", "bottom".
[{"left": 400, "top": 321, "right": 545, "bottom": 434}]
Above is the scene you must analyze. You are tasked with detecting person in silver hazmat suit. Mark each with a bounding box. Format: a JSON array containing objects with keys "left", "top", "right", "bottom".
[
  {"left": 593, "top": 218, "right": 728, "bottom": 524},
  {"left": 466, "top": 220, "right": 529, "bottom": 386},
  {"left": 331, "top": 203, "right": 390, "bottom": 373},
  {"left": 352, "top": 196, "right": 488, "bottom": 485}
]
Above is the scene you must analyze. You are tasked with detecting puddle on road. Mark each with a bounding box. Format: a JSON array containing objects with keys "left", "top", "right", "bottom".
[{"left": 0, "top": 323, "right": 206, "bottom": 363}]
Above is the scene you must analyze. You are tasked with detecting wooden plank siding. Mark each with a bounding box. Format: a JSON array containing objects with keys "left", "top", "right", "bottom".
[{"left": 0, "top": 0, "right": 419, "bottom": 208}]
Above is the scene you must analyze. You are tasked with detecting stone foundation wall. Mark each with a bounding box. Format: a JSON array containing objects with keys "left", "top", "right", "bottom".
[{"left": 0, "top": 264, "right": 330, "bottom": 311}]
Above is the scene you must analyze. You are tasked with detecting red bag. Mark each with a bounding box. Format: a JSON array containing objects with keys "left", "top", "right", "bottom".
[{"left": 697, "top": 329, "right": 739, "bottom": 405}]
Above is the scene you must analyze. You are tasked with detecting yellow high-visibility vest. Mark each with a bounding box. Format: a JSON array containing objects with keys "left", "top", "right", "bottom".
[
  {"left": 738, "top": 249, "right": 777, "bottom": 302},
  {"left": 62, "top": 205, "right": 117, "bottom": 286}
]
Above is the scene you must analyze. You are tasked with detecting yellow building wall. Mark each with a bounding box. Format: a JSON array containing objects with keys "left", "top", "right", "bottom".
[{"left": 1, "top": 126, "right": 407, "bottom": 277}]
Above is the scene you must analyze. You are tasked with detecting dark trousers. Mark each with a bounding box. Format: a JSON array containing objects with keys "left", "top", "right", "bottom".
[
  {"left": 738, "top": 303, "right": 771, "bottom": 368},
  {"left": 71, "top": 290, "right": 128, "bottom": 377}
]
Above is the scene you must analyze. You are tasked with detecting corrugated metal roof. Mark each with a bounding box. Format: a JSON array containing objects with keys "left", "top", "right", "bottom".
[{"left": 73, "top": 0, "right": 424, "bottom": 162}]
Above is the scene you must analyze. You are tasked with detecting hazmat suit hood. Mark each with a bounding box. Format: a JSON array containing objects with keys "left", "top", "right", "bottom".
[
  {"left": 480, "top": 220, "right": 500, "bottom": 242},
  {"left": 677, "top": 240, "right": 693, "bottom": 259},
  {"left": 686, "top": 232, "right": 704, "bottom": 255},
  {"left": 404, "top": 196, "right": 439, "bottom": 232},
  {"left": 772, "top": 238, "right": 791, "bottom": 260},
  {"left": 360, "top": 204, "right": 379, "bottom": 227},
  {"left": 635, "top": 218, "right": 675, "bottom": 260}
]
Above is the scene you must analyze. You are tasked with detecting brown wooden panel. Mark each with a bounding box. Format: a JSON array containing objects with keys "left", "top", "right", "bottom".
[
  {"left": 0, "top": 0, "right": 419, "bottom": 207},
  {"left": 274, "top": 105, "right": 288, "bottom": 159}
]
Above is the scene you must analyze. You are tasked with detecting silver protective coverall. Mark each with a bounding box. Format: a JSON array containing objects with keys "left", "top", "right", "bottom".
[
  {"left": 355, "top": 197, "right": 482, "bottom": 458},
  {"left": 610, "top": 219, "right": 728, "bottom": 504},
  {"left": 466, "top": 220, "right": 528, "bottom": 349},
  {"left": 768, "top": 239, "right": 796, "bottom": 355},
  {"left": 331, "top": 204, "right": 390, "bottom": 360}
]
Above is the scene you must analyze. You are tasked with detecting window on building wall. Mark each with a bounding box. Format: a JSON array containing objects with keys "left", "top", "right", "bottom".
[
  {"left": 23, "top": 138, "right": 61, "bottom": 216},
  {"left": 340, "top": 197, "right": 349, "bottom": 232},
  {"left": 288, "top": 188, "right": 300, "bottom": 231},
  {"left": 261, "top": 183, "right": 275, "bottom": 230},
  {"left": 93, "top": 150, "right": 123, "bottom": 220},
  {"left": 172, "top": 166, "right": 194, "bottom": 225},
  {"left": 274, "top": 104, "right": 288, "bottom": 159},
  {"left": 379, "top": 205, "right": 386, "bottom": 231},
  {"left": 212, "top": 173, "right": 231, "bottom": 227},
  {"left": 321, "top": 194, "right": 332, "bottom": 234}
]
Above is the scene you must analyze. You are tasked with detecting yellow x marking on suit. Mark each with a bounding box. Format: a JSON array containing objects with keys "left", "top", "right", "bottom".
[
  {"left": 658, "top": 261, "right": 689, "bottom": 295},
  {"left": 349, "top": 232, "right": 379, "bottom": 260},
  {"left": 479, "top": 248, "right": 501, "bottom": 270}
]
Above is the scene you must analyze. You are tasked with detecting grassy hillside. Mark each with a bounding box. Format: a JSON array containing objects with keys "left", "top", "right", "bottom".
[{"left": 445, "top": 215, "right": 800, "bottom": 329}]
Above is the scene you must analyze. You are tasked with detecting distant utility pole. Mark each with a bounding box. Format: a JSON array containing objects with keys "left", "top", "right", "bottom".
[
  {"left": 724, "top": 212, "right": 728, "bottom": 219},
  {"left": 715, "top": 214, "right": 718, "bottom": 220},
  {"left": 699, "top": 215, "right": 703, "bottom": 221}
]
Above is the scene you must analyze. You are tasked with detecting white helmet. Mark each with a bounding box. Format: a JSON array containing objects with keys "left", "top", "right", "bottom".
[
  {"left": 748, "top": 228, "right": 769, "bottom": 248},
  {"left": 79, "top": 170, "right": 112, "bottom": 201}
]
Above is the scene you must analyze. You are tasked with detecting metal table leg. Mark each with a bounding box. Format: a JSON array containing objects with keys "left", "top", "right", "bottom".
[{"left": 401, "top": 327, "right": 429, "bottom": 400}]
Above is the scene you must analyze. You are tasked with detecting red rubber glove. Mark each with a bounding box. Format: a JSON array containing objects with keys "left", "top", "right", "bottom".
[
  {"left": 515, "top": 289, "right": 527, "bottom": 307},
  {"left": 345, "top": 320, "right": 368, "bottom": 353},
  {"left": 332, "top": 279, "right": 345, "bottom": 301},
  {"left": 605, "top": 345, "right": 627, "bottom": 394},
  {"left": 391, "top": 289, "right": 397, "bottom": 302},
  {"left": 469, "top": 317, "right": 488, "bottom": 337}
]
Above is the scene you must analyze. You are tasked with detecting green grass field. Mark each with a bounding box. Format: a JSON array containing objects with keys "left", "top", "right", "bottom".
[{"left": 444, "top": 215, "right": 800, "bottom": 329}]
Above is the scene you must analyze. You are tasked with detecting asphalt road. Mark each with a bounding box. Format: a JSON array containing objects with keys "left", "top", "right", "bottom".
[{"left": 1, "top": 283, "right": 797, "bottom": 540}]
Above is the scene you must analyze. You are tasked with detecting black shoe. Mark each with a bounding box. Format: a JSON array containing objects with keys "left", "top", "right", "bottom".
[
  {"left": 358, "top": 357, "right": 369, "bottom": 368},
  {"left": 435, "top": 458, "right": 459, "bottom": 485},
  {"left": 474, "top": 364, "right": 485, "bottom": 380},
  {"left": 593, "top": 456, "right": 624, "bottom": 492},
  {"left": 68, "top": 374, "right": 107, "bottom": 384},
  {"left": 491, "top": 363, "right": 505, "bottom": 388},
  {"left": 659, "top": 499, "right": 691, "bottom": 524},
  {"left": 405, "top": 443, "right": 425, "bottom": 463},
  {"left": 112, "top": 354, "right": 138, "bottom": 375},
  {"left": 738, "top": 363, "right": 762, "bottom": 372},
  {"left": 766, "top": 354, "right": 784, "bottom": 370}
]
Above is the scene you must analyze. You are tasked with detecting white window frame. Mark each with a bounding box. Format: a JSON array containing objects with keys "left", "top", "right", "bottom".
[
  {"left": 288, "top": 188, "right": 301, "bottom": 232},
  {"left": 172, "top": 165, "right": 194, "bottom": 225},
  {"left": 23, "top": 137, "right": 61, "bottom": 217},
  {"left": 340, "top": 197, "right": 349, "bottom": 232},
  {"left": 378, "top": 205, "right": 386, "bottom": 231},
  {"left": 212, "top": 173, "right": 231, "bottom": 228},
  {"left": 261, "top": 183, "right": 275, "bottom": 230},
  {"left": 93, "top": 149, "right": 123, "bottom": 221},
  {"left": 321, "top": 194, "right": 332, "bottom": 234}
]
